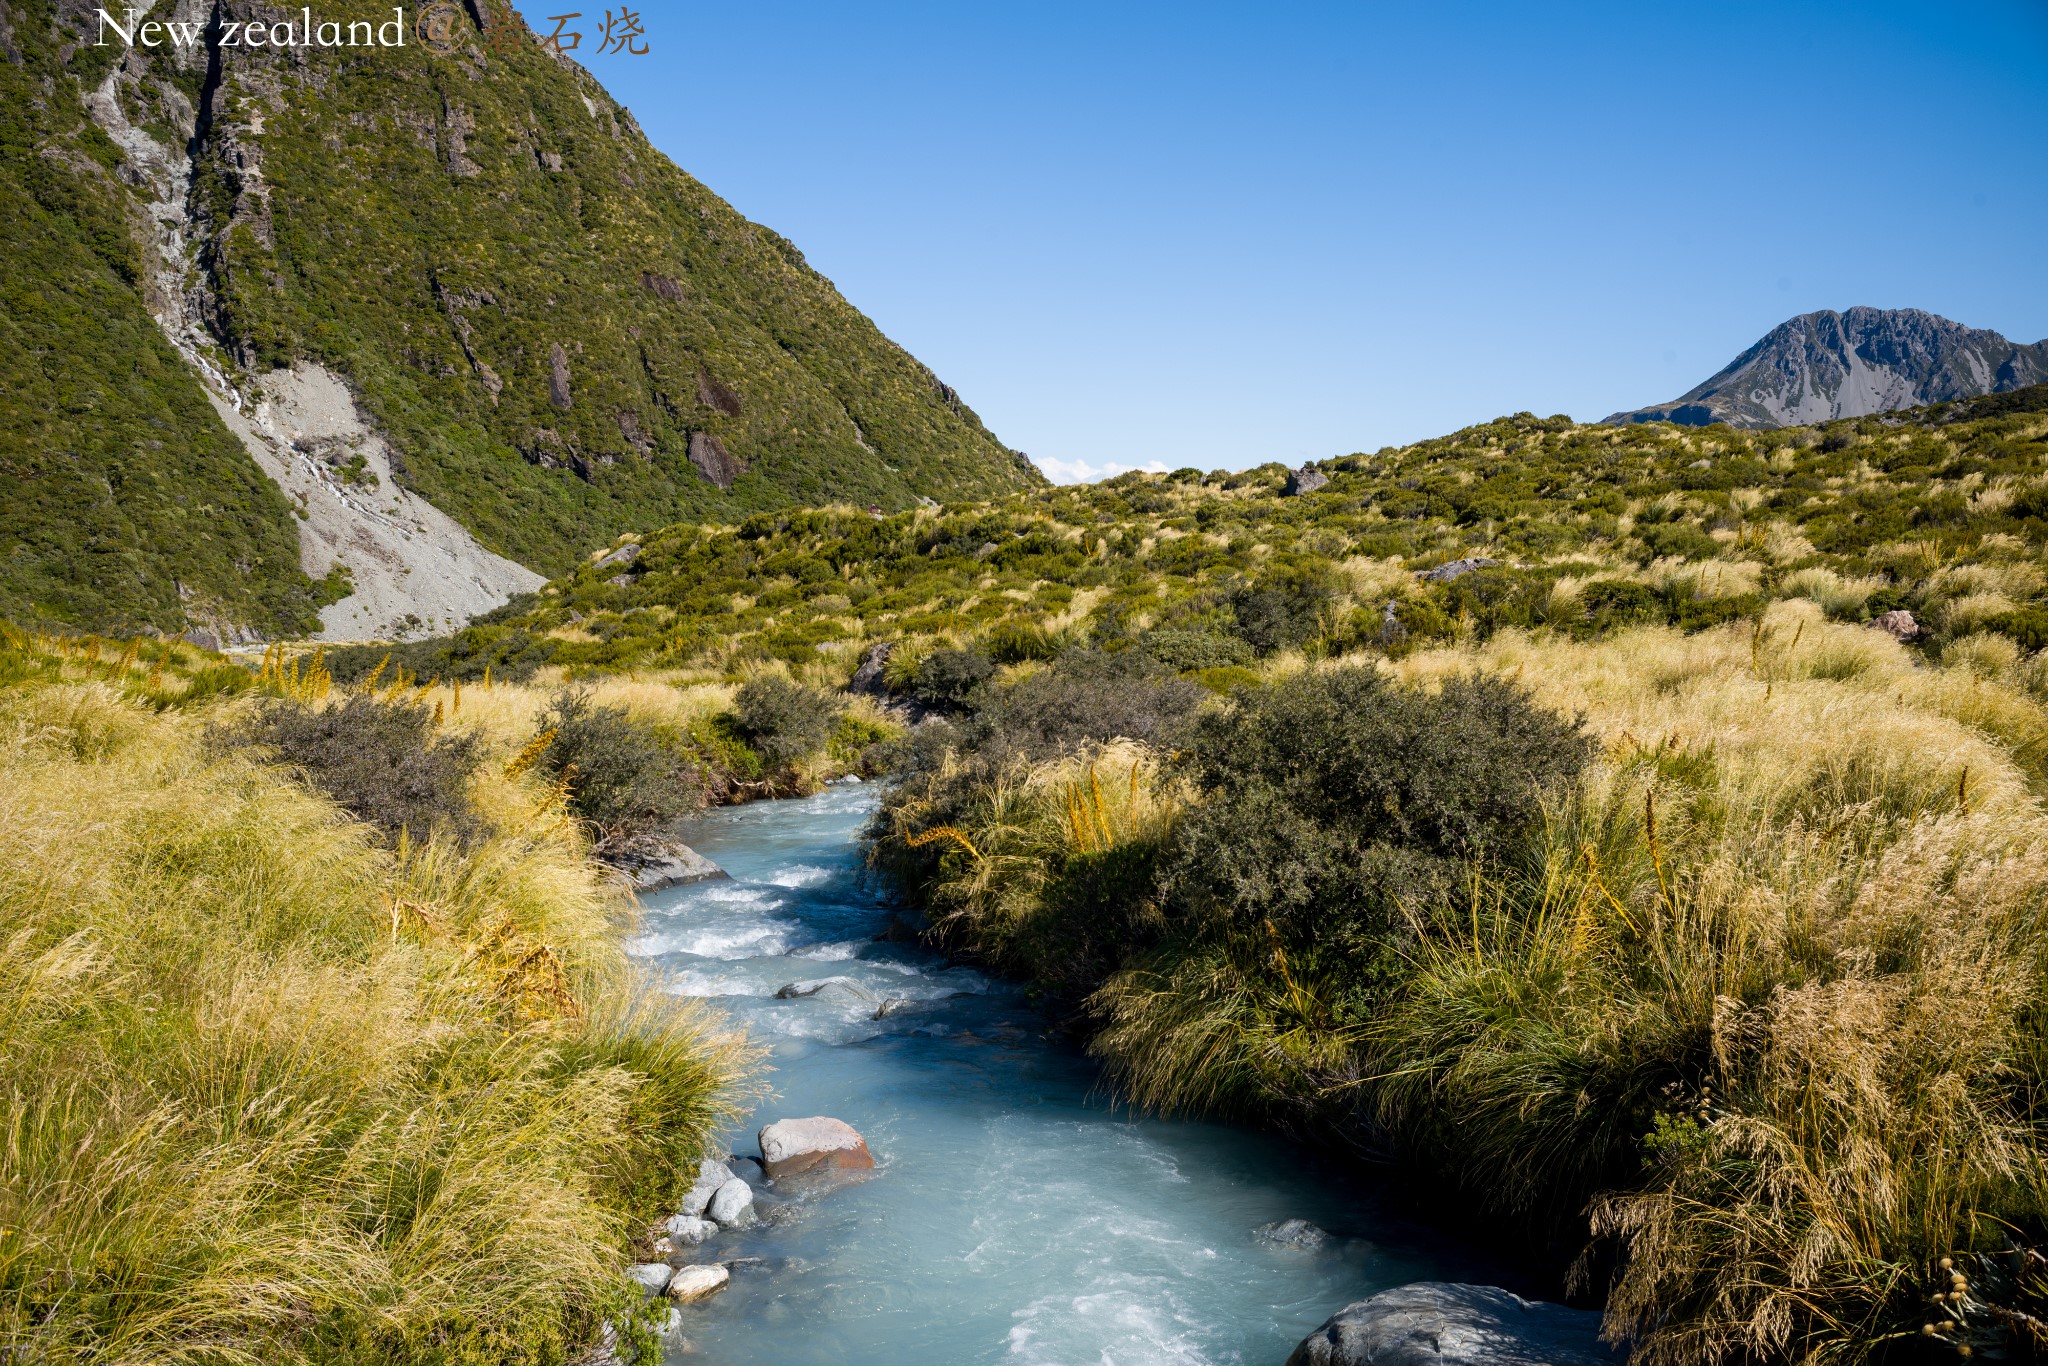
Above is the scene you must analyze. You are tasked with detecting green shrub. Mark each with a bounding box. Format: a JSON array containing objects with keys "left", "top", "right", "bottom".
[
  {"left": 1984, "top": 608, "right": 2048, "bottom": 653},
  {"left": 980, "top": 649, "right": 1202, "bottom": 758},
  {"left": 732, "top": 675, "right": 844, "bottom": 767},
  {"left": 231, "top": 693, "right": 483, "bottom": 846},
  {"left": 1162, "top": 667, "right": 1591, "bottom": 967},
  {"left": 1228, "top": 567, "right": 1339, "bottom": 654},
  {"left": 535, "top": 691, "right": 697, "bottom": 847},
  {"left": 912, "top": 647, "right": 995, "bottom": 709},
  {"left": 1139, "top": 628, "right": 1255, "bottom": 672}
]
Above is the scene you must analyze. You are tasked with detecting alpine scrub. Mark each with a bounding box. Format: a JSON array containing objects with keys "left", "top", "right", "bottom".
[{"left": 0, "top": 633, "right": 756, "bottom": 1364}]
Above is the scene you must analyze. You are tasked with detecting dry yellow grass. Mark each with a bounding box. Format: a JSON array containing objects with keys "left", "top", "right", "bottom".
[{"left": 0, "top": 680, "right": 757, "bottom": 1363}]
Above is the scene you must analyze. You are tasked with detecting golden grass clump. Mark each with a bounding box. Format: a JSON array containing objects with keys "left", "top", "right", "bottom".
[
  {"left": 1074, "top": 610, "right": 2048, "bottom": 1361},
  {"left": 0, "top": 682, "right": 756, "bottom": 1364}
]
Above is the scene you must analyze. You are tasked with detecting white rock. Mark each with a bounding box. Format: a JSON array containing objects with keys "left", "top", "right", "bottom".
[
  {"left": 625, "top": 1262, "right": 673, "bottom": 1297},
  {"left": 680, "top": 1158, "right": 735, "bottom": 1217},
  {"left": 707, "top": 1177, "right": 754, "bottom": 1225},
  {"left": 758, "top": 1116, "right": 875, "bottom": 1179},
  {"left": 665, "top": 1263, "right": 731, "bottom": 1302},
  {"left": 665, "top": 1214, "right": 717, "bottom": 1246}
]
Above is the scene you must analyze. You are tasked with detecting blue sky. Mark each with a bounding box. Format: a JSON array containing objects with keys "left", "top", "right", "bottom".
[{"left": 511, "top": 0, "right": 2048, "bottom": 483}]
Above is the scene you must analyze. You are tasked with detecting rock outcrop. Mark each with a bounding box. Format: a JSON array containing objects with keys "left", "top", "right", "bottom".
[
  {"left": 1255, "top": 1218, "right": 1331, "bottom": 1250},
  {"left": 1286, "top": 465, "right": 1331, "bottom": 496},
  {"left": 707, "top": 1178, "right": 755, "bottom": 1226},
  {"left": 1287, "top": 1283, "right": 1616, "bottom": 1366},
  {"left": 758, "top": 1116, "right": 875, "bottom": 1179},
  {"left": 775, "top": 976, "right": 878, "bottom": 1002},
  {"left": 1418, "top": 557, "right": 1497, "bottom": 583},
  {"left": 679, "top": 1159, "right": 736, "bottom": 1218}
]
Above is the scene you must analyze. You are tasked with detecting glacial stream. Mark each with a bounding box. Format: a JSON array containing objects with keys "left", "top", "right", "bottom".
[{"left": 635, "top": 783, "right": 1514, "bottom": 1364}]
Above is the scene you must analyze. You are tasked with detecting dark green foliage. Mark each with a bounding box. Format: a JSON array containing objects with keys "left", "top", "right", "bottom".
[
  {"left": 732, "top": 676, "right": 844, "bottom": 767},
  {"left": 1138, "top": 629, "right": 1255, "bottom": 672},
  {"left": 979, "top": 649, "right": 1203, "bottom": 759},
  {"left": 1228, "top": 566, "right": 1339, "bottom": 654},
  {"left": 535, "top": 691, "right": 696, "bottom": 846},
  {"left": 912, "top": 648, "right": 996, "bottom": 710},
  {"left": 1985, "top": 609, "right": 2048, "bottom": 653},
  {"left": 232, "top": 694, "right": 483, "bottom": 846},
  {"left": 1161, "top": 668, "right": 1592, "bottom": 978}
]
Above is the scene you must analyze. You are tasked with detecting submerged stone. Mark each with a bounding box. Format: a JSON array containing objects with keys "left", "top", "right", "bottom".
[{"left": 1288, "top": 1282, "right": 1616, "bottom": 1365}]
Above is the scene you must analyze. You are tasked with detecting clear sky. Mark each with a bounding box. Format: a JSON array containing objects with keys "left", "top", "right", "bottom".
[{"left": 510, "top": 0, "right": 2048, "bottom": 484}]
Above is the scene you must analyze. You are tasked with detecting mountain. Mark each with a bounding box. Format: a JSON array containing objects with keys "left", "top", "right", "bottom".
[
  {"left": 0, "top": 0, "right": 1041, "bottom": 642},
  {"left": 1605, "top": 307, "right": 2048, "bottom": 430}
]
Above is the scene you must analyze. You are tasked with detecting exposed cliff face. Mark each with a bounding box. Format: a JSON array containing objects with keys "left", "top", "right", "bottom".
[
  {"left": 1, "top": 0, "right": 1040, "bottom": 639},
  {"left": 1607, "top": 308, "right": 2048, "bottom": 429}
]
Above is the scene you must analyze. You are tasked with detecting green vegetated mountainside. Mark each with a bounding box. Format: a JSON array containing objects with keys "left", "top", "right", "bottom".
[
  {"left": 388, "top": 384, "right": 2048, "bottom": 680},
  {"left": 0, "top": 0, "right": 331, "bottom": 636},
  {"left": 176, "top": 0, "right": 1039, "bottom": 571},
  {"left": 0, "top": 0, "right": 1039, "bottom": 636}
]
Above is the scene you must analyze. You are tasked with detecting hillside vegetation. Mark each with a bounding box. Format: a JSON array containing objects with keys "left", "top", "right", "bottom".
[
  {"left": 395, "top": 384, "right": 2048, "bottom": 684},
  {"left": 0, "top": 627, "right": 759, "bottom": 1364}
]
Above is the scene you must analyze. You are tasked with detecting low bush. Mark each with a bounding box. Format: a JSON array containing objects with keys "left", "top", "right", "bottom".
[
  {"left": 979, "top": 649, "right": 1203, "bottom": 758},
  {"left": 911, "top": 647, "right": 995, "bottom": 709},
  {"left": 230, "top": 692, "right": 484, "bottom": 846},
  {"left": 535, "top": 690, "right": 698, "bottom": 847},
  {"left": 733, "top": 674, "right": 844, "bottom": 767}
]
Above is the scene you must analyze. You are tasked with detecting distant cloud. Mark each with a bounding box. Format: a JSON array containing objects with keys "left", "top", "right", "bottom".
[{"left": 1033, "top": 455, "right": 1170, "bottom": 486}]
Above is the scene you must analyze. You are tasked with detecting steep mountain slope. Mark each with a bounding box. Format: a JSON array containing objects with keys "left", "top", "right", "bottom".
[
  {"left": 0, "top": 0, "right": 337, "bottom": 639},
  {"left": 0, "top": 0, "right": 1040, "bottom": 639},
  {"left": 1607, "top": 307, "right": 2048, "bottom": 429}
]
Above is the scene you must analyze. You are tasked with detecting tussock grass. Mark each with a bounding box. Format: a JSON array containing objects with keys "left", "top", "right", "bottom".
[
  {"left": 886, "top": 608, "right": 2048, "bottom": 1361},
  {"left": 0, "top": 681, "right": 756, "bottom": 1363}
]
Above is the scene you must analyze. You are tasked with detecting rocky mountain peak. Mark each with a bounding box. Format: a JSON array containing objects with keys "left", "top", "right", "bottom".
[{"left": 1607, "top": 307, "right": 2048, "bottom": 429}]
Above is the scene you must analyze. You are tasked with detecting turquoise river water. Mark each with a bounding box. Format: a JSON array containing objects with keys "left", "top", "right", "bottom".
[{"left": 636, "top": 783, "right": 1513, "bottom": 1365}]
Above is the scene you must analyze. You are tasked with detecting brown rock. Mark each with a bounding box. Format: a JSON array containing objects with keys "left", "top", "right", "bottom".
[
  {"left": 1868, "top": 609, "right": 1922, "bottom": 641},
  {"left": 696, "top": 370, "right": 744, "bottom": 417},
  {"left": 547, "top": 342, "right": 573, "bottom": 410},
  {"left": 758, "top": 1116, "right": 874, "bottom": 1179},
  {"left": 688, "top": 431, "right": 746, "bottom": 489}
]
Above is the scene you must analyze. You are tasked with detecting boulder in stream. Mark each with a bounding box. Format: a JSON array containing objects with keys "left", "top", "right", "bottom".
[
  {"left": 707, "top": 1177, "right": 755, "bottom": 1226},
  {"left": 679, "top": 1158, "right": 735, "bottom": 1218},
  {"left": 759, "top": 1116, "right": 875, "bottom": 1179},
  {"left": 606, "top": 833, "right": 728, "bottom": 894},
  {"left": 1287, "top": 1283, "right": 1617, "bottom": 1366},
  {"left": 1255, "top": 1218, "right": 1332, "bottom": 1250},
  {"left": 665, "top": 1263, "right": 730, "bottom": 1303},
  {"left": 664, "top": 1214, "right": 717, "bottom": 1247}
]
